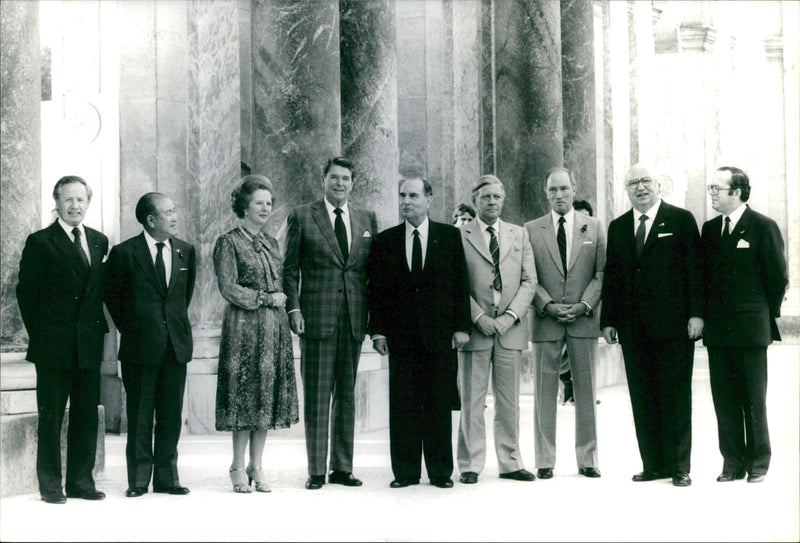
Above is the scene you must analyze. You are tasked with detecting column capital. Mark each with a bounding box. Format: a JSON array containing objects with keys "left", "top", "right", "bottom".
[
  {"left": 678, "top": 24, "right": 717, "bottom": 53},
  {"left": 764, "top": 36, "right": 783, "bottom": 61}
]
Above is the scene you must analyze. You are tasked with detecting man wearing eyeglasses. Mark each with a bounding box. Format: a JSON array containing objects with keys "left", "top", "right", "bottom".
[
  {"left": 701, "top": 167, "right": 788, "bottom": 484},
  {"left": 600, "top": 163, "right": 703, "bottom": 487}
]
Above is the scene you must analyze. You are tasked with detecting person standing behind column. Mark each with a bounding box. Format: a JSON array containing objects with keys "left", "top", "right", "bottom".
[
  {"left": 600, "top": 164, "right": 703, "bottom": 487},
  {"left": 105, "top": 192, "right": 197, "bottom": 498},
  {"left": 525, "top": 168, "right": 605, "bottom": 480},
  {"left": 456, "top": 174, "right": 536, "bottom": 485},
  {"left": 702, "top": 166, "right": 788, "bottom": 484},
  {"left": 367, "top": 177, "right": 471, "bottom": 489},
  {"left": 16, "top": 176, "right": 109, "bottom": 504},
  {"left": 283, "top": 157, "right": 378, "bottom": 490}
]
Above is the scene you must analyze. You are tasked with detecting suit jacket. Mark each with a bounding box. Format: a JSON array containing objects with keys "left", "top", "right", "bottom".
[
  {"left": 367, "top": 220, "right": 472, "bottom": 353},
  {"left": 600, "top": 201, "right": 702, "bottom": 343},
  {"left": 16, "top": 222, "right": 109, "bottom": 369},
  {"left": 525, "top": 212, "right": 605, "bottom": 341},
  {"left": 459, "top": 220, "right": 536, "bottom": 351},
  {"left": 701, "top": 205, "right": 788, "bottom": 347},
  {"left": 283, "top": 199, "right": 378, "bottom": 340},
  {"left": 105, "top": 233, "right": 196, "bottom": 365}
]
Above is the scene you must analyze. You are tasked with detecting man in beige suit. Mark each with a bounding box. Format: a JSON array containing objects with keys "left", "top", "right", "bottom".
[
  {"left": 525, "top": 167, "right": 605, "bottom": 479},
  {"left": 457, "top": 175, "right": 537, "bottom": 484}
]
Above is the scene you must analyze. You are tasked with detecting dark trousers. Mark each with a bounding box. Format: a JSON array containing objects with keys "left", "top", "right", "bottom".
[
  {"left": 300, "top": 303, "right": 361, "bottom": 476},
  {"left": 121, "top": 344, "right": 186, "bottom": 488},
  {"left": 34, "top": 364, "right": 100, "bottom": 495},
  {"left": 389, "top": 345, "right": 455, "bottom": 482},
  {"left": 707, "top": 346, "right": 770, "bottom": 475},
  {"left": 621, "top": 338, "right": 694, "bottom": 473}
]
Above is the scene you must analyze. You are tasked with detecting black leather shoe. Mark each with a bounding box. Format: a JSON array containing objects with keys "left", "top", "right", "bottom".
[
  {"left": 632, "top": 470, "right": 664, "bottom": 482},
  {"left": 153, "top": 485, "right": 190, "bottom": 495},
  {"left": 747, "top": 473, "right": 765, "bottom": 483},
  {"left": 578, "top": 467, "right": 601, "bottom": 478},
  {"left": 328, "top": 471, "right": 362, "bottom": 486},
  {"left": 66, "top": 489, "right": 106, "bottom": 500},
  {"left": 305, "top": 475, "right": 325, "bottom": 490},
  {"left": 499, "top": 469, "right": 536, "bottom": 481},
  {"left": 536, "top": 468, "right": 553, "bottom": 479},
  {"left": 716, "top": 471, "right": 746, "bottom": 482},
  {"left": 459, "top": 471, "right": 478, "bottom": 484},
  {"left": 672, "top": 472, "right": 692, "bottom": 487},
  {"left": 389, "top": 479, "right": 418, "bottom": 488},
  {"left": 41, "top": 492, "right": 66, "bottom": 504},
  {"left": 125, "top": 487, "right": 147, "bottom": 498},
  {"left": 430, "top": 478, "right": 454, "bottom": 488}
]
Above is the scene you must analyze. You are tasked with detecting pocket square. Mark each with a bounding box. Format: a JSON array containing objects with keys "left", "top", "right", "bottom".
[
  {"left": 657, "top": 232, "right": 673, "bottom": 238},
  {"left": 736, "top": 239, "right": 750, "bottom": 248},
  {"left": 362, "top": 231, "right": 371, "bottom": 238},
  {"left": 180, "top": 267, "right": 189, "bottom": 271},
  {"left": 582, "top": 240, "right": 593, "bottom": 245}
]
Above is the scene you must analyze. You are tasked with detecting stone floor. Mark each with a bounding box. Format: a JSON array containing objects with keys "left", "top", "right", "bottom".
[{"left": 1, "top": 345, "right": 797, "bottom": 542}]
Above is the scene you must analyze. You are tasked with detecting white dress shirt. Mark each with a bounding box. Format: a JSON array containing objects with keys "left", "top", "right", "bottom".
[
  {"left": 324, "top": 198, "right": 352, "bottom": 250},
  {"left": 143, "top": 229, "right": 172, "bottom": 285},
  {"left": 722, "top": 202, "right": 747, "bottom": 235},
  {"left": 57, "top": 218, "right": 90, "bottom": 265},
  {"left": 632, "top": 198, "right": 662, "bottom": 243},
  {"left": 550, "top": 208, "right": 575, "bottom": 265},
  {"left": 404, "top": 218, "right": 429, "bottom": 271},
  {"left": 475, "top": 216, "right": 504, "bottom": 310}
]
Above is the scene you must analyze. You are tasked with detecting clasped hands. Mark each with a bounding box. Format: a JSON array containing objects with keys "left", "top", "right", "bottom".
[
  {"left": 545, "top": 302, "right": 584, "bottom": 324},
  {"left": 373, "top": 331, "right": 469, "bottom": 357},
  {"left": 475, "top": 313, "right": 516, "bottom": 337}
]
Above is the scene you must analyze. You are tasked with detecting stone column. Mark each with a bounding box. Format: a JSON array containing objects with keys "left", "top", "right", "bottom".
[
  {"left": 340, "top": 0, "right": 399, "bottom": 230},
  {"left": 493, "top": 0, "right": 564, "bottom": 225},
  {"left": 560, "top": 0, "right": 597, "bottom": 208},
  {"left": 782, "top": 0, "right": 800, "bottom": 317},
  {"left": 250, "top": 0, "right": 341, "bottom": 232},
  {"left": 0, "top": 0, "right": 41, "bottom": 349}
]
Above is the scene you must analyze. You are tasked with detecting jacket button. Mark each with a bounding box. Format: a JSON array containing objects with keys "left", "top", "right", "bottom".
[
  {"left": 74, "top": 296, "right": 79, "bottom": 300},
  {"left": 163, "top": 320, "right": 167, "bottom": 325}
]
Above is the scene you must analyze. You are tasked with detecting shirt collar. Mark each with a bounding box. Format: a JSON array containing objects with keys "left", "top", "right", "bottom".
[
  {"left": 324, "top": 198, "right": 349, "bottom": 218},
  {"left": 633, "top": 198, "right": 661, "bottom": 223},
  {"left": 725, "top": 203, "right": 747, "bottom": 229},
  {"left": 475, "top": 216, "right": 502, "bottom": 233},
  {"left": 143, "top": 229, "right": 171, "bottom": 250},
  {"left": 405, "top": 217, "right": 429, "bottom": 239},
  {"left": 550, "top": 208, "right": 575, "bottom": 228},
  {"left": 57, "top": 218, "right": 84, "bottom": 238}
]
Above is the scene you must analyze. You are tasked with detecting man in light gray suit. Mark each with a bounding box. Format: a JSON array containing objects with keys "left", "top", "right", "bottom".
[
  {"left": 457, "top": 175, "right": 537, "bottom": 484},
  {"left": 525, "top": 167, "right": 605, "bottom": 479}
]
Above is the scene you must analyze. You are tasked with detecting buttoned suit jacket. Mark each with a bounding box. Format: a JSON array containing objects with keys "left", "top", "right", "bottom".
[
  {"left": 459, "top": 220, "right": 536, "bottom": 351},
  {"left": 600, "top": 201, "right": 702, "bottom": 343},
  {"left": 17, "top": 222, "right": 109, "bottom": 369},
  {"left": 525, "top": 212, "right": 605, "bottom": 341},
  {"left": 701, "top": 205, "right": 788, "bottom": 347},
  {"left": 104, "top": 233, "right": 196, "bottom": 365},
  {"left": 283, "top": 199, "right": 378, "bottom": 340}
]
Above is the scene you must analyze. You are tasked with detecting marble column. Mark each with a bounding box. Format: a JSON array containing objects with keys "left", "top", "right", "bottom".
[
  {"left": 493, "top": 0, "right": 564, "bottom": 225},
  {"left": 0, "top": 1, "right": 41, "bottom": 349},
  {"left": 560, "top": 0, "right": 597, "bottom": 208},
  {"left": 340, "top": 0, "right": 399, "bottom": 230},
  {"left": 250, "top": 0, "right": 341, "bottom": 233}
]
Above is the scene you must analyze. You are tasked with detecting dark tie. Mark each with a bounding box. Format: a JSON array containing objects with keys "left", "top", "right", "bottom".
[
  {"left": 721, "top": 216, "right": 731, "bottom": 243},
  {"left": 334, "top": 208, "right": 348, "bottom": 261},
  {"left": 72, "top": 227, "right": 90, "bottom": 269},
  {"left": 556, "top": 217, "right": 567, "bottom": 276},
  {"left": 411, "top": 229, "right": 422, "bottom": 274},
  {"left": 635, "top": 214, "right": 648, "bottom": 256},
  {"left": 155, "top": 242, "right": 168, "bottom": 291},
  {"left": 487, "top": 225, "right": 502, "bottom": 292}
]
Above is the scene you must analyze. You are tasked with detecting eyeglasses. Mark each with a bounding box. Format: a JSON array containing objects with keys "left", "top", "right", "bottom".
[
  {"left": 707, "top": 185, "right": 733, "bottom": 195},
  {"left": 627, "top": 178, "right": 653, "bottom": 189}
]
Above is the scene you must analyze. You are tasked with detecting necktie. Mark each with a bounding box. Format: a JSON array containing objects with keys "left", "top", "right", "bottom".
[
  {"left": 334, "top": 208, "right": 348, "bottom": 261},
  {"left": 411, "top": 229, "right": 422, "bottom": 274},
  {"left": 721, "top": 216, "right": 731, "bottom": 243},
  {"left": 72, "top": 227, "right": 90, "bottom": 270},
  {"left": 556, "top": 217, "right": 567, "bottom": 276},
  {"left": 155, "top": 242, "right": 168, "bottom": 291},
  {"left": 635, "top": 214, "right": 648, "bottom": 256},
  {"left": 487, "top": 226, "right": 502, "bottom": 291}
]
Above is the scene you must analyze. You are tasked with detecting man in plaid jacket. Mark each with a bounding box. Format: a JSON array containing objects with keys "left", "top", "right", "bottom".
[{"left": 283, "top": 157, "right": 379, "bottom": 490}]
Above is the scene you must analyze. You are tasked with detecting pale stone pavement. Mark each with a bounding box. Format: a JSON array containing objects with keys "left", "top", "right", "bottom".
[{"left": 1, "top": 345, "right": 798, "bottom": 542}]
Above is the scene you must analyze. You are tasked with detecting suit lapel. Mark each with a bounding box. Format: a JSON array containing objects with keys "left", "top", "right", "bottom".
[
  {"left": 640, "top": 202, "right": 670, "bottom": 257},
  {"left": 719, "top": 206, "right": 753, "bottom": 263},
  {"left": 311, "top": 200, "right": 345, "bottom": 265},
  {"left": 423, "top": 221, "right": 439, "bottom": 273},
  {"left": 499, "top": 222, "right": 513, "bottom": 263},
  {"left": 85, "top": 227, "right": 105, "bottom": 289},
  {"left": 540, "top": 217, "right": 564, "bottom": 276},
  {"left": 132, "top": 233, "right": 166, "bottom": 295},
  {"left": 568, "top": 212, "right": 587, "bottom": 271},
  {"left": 465, "top": 222, "right": 492, "bottom": 264},
  {"left": 48, "top": 222, "right": 89, "bottom": 277},
  {"left": 166, "top": 239, "right": 182, "bottom": 295}
]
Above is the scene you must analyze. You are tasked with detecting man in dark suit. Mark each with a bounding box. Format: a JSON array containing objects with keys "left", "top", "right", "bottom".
[
  {"left": 367, "top": 176, "right": 471, "bottom": 489},
  {"left": 600, "top": 163, "right": 703, "bottom": 487},
  {"left": 16, "top": 176, "right": 108, "bottom": 504},
  {"left": 105, "top": 192, "right": 196, "bottom": 497},
  {"left": 526, "top": 168, "right": 605, "bottom": 480},
  {"left": 283, "top": 157, "right": 378, "bottom": 490},
  {"left": 702, "top": 166, "right": 788, "bottom": 484}
]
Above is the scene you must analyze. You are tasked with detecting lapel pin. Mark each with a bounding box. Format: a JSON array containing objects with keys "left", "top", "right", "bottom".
[{"left": 580, "top": 225, "right": 587, "bottom": 233}]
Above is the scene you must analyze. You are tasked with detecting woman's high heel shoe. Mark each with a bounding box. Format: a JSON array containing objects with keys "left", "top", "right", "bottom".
[
  {"left": 246, "top": 466, "right": 272, "bottom": 493},
  {"left": 230, "top": 467, "right": 252, "bottom": 493}
]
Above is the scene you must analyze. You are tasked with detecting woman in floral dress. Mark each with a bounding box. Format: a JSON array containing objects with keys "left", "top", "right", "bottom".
[{"left": 213, "top": 176, "right": 299, "bottom": 493}]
